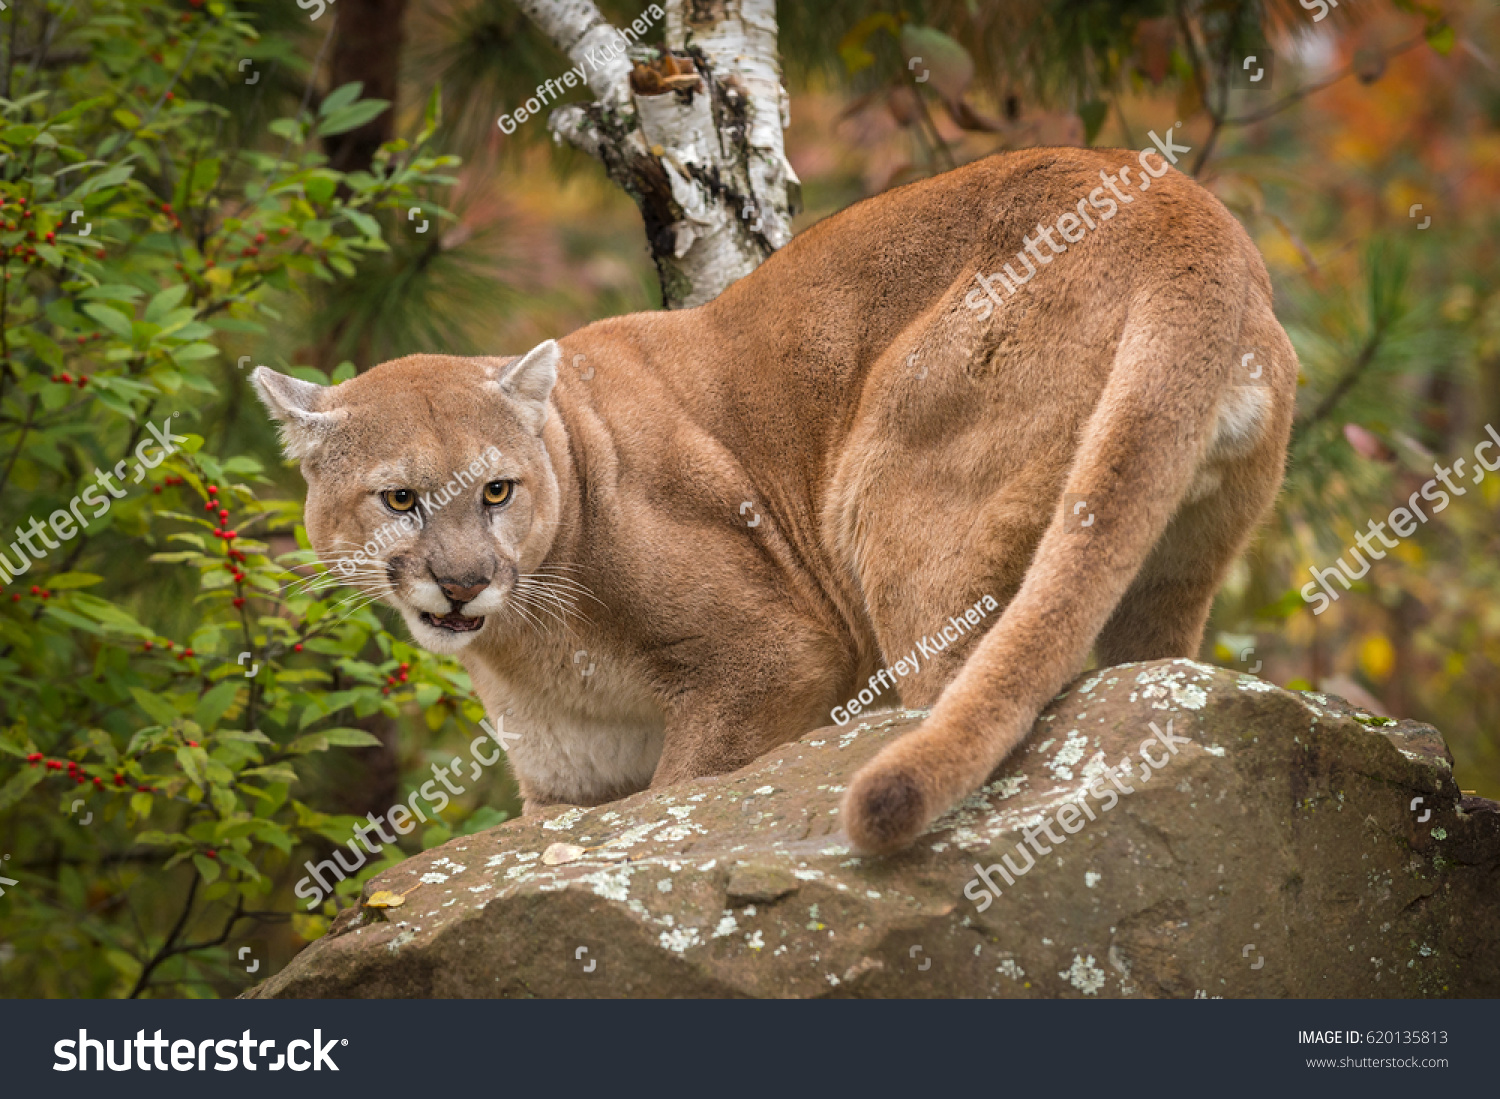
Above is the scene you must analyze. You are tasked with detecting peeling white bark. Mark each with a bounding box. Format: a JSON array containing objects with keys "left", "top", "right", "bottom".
[{"left": 518, "top": 0, "right": 797, "bottom": 309}]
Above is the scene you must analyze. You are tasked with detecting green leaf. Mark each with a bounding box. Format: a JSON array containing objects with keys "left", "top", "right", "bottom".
[
  {"left": 135, "top": 830, "right": 189, "bottom": 847},
  {"left": 319, "top": 82, "right": 366, "bottom": 117},
  {"left": 315, "top": 99, "right": 390, "bottom": 138},
  {"left": 192, "top": 853, "right": 221, "bottom": 884},
  {"left": 219, "top": 729, "right": 272, "bottom": 744},
  {"left": 74, "top": 163, "right": 135, "bottom": 197},
  {"left": 193, "top": 680, "right": 241, "bottom": 731},
  {"left": 243, "top": 763, "right": 299, "bottom": 784},
  {"left": 168, "top": 342, "right": 221, "bottom": 362},
  {"left": 319, "top": 727, "right": 382, "bottom": 748},
  {"left": 0, "top": 765, "right": 44, "bottom": 813},
  {"left": 343, "top": 208, "right": 381, "bottom": 239},
  {"left": 79, "top": 284, "right": 144, "bottom": 302},
  {"left": 46, "top": 572, "right": 103, "bottom": 589},
  {"left": 1425, "top": 23, "right": 1455, "bottom": 55},
  {"left": 177, "top": 746, "right": 208, "bottom": 788},
  {"left": 81, "top": 302, "right": 134, "bottom": 339},
  {"left": 143, "top": 284, "right": 189, "bottom": 324},
  {"left": 130, "top": 687, "right": 180, "bottom": 727}
]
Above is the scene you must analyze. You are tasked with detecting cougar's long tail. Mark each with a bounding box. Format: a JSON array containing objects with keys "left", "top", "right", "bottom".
[{"left": 842, "top": 265, "right": 1251, "bottom": 854}]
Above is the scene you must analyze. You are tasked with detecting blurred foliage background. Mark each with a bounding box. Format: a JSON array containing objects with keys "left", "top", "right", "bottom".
[{"left": 0, "top": 0, "right": 1495, "bottom": 996}]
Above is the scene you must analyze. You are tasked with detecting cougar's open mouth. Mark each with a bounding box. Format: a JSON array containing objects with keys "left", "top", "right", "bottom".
[{"left": 421, "top": 611, "right": 485, "bottom": 633}]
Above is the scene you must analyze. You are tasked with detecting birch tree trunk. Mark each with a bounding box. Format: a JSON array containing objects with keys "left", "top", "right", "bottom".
[{"left": 514, "top": 0, "right": 798, "bottom": 309}]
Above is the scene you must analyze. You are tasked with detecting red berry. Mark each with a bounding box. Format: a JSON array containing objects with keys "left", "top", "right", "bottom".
[
  {"left": 59, "top": 372, "right": 71, "bottom": 384},
  {"left": 77, "top": 376, "right": 87, "bottom": 388},
  {"left": 45, "top": 231, "right": 54, "bottom": 242},
  {"left": 294, "top": 643, "right": 303, "bottom": 653},
  {"left": 77, "top": 335, "right": 86, "bottom": 345},
  {"left": 233, "top": 596, "right": 245, "bottom": 607},
  {"left": 225, "top": 530, "right": 236, "bottom": 540},
  {"left": 153, "top": 485, "right": 162, "bottom": 494},
  {"left": 254, "top": 232, "right": 266, "bottom": 244},
  {"left": 399, "top": 672, "right": 408, "bottom": 682},
  {"left": 177, "top": 651, "right": 186, "bottom": 660},
  {"left": 9, "top": 594, "right": 17, "bottom": 602},
  {"left": 218, "top": 508, "right": 228, "bottom": 521},
  {"left": 143, "top": 641, "right": 153, "bottom": 650},
  {"left": 204, "top": 501, "right": 215, "bottom": 510},
  {"left": 26, "top": 753, "right": 41, "bottom": 763},
  {"left": 39, "top": 590, "right": 49, "bottom": 600},
  {"left": 165, "top": 641, "right": 173, "bottom": 649},
  {"left": 206, "top": 849, "right": 218, "bottom": 859},
  {"left": 165, "top": 92, "right": 174, "bottom": 102},
  {"left": 186, "top": 740, "right": 198, "bottom": 747},
  {"left": 137, "top": 784, "right": 149, "bottom": 792},
  {"left": 382, "top": 687, "right": 390, "bottom": 695},
  {"left": 207, "top": 486, "right": 217, "bottom": 495},
  {"left": 93, "top": 776, "right": 103, "bottom": 787},
  {"left": 183, "top": 647, "right": 194, "bottom": 657},
  {"left": 96, "top": 250, "right": 105, "bottom": 260},
  {"left": 279, "top": 227, "right": 290, "bottom": 235},
  {"left": 232, "top": 572, "right": 243, "bottom": 583},
  {"left": 400, "top": 662, "right": 409, "bottom": 671},
  {"left": 29, "top": 585, "right": 38, "bottom": 595},
  {"left": 75, "top": 775, "right": 86, "bottom": 784},
  {"left": 114, "top": 773, "right": 124, "bottom": 786}
]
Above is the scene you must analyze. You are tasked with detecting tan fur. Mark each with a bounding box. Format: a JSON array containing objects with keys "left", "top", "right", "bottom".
[{"left": 255, "top": 148, "right": 1297, "bottom": 853}]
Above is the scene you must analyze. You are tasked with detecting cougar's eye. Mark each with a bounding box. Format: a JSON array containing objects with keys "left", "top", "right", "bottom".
[
  {"left": 381, "top": 489, "right": 417, "bottom": 513},
  {"left": 483, "top": 480, "right": 514, "bottom": 507}
]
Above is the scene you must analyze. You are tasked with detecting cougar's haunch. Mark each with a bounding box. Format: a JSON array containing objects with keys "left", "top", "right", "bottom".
[{"left": 255, "top": 147, "right": 1298, "bottom": 854}]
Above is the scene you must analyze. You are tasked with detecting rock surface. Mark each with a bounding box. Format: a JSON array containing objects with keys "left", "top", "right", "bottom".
[{"left": 249, "top": 659, "right": 1500, "bottom": 998}]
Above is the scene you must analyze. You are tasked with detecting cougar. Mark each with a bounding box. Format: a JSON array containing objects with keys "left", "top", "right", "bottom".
[{"left": 254, "top": 145, "right": 1297, "bottom": 854}]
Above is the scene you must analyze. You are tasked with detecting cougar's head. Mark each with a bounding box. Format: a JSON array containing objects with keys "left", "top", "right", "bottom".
[{"left": 252, "top": 341, "right": 562, "bottom": 655}]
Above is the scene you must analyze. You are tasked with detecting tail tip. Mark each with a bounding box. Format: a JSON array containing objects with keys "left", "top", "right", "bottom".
[{"left": 843, "top": 763, "right": 929, "bottom": 855}]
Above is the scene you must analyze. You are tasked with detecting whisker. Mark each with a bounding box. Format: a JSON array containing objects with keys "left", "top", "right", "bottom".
[
  {"left": 518, "top": 578, "right": 587, "bottom": 629},
  {"left": 514, "top": 584, "right": 571, "bottom": 632}
]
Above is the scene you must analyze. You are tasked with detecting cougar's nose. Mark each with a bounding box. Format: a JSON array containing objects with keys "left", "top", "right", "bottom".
[{"left": 438, "top": 578, "right": 489, "bottom": 605}]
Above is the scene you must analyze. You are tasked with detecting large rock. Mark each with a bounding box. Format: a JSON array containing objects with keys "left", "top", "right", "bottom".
[{"left": 248, "top": 659, "right": 1500, "bottom": 998}]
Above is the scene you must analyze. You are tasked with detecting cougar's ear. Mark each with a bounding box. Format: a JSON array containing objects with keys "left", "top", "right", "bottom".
[
  {"left": 251, "top": 367, "right": 346, "bottom": 463},
  {"left": 486, "top": 340, "right": 559, "bottom": 433}
]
